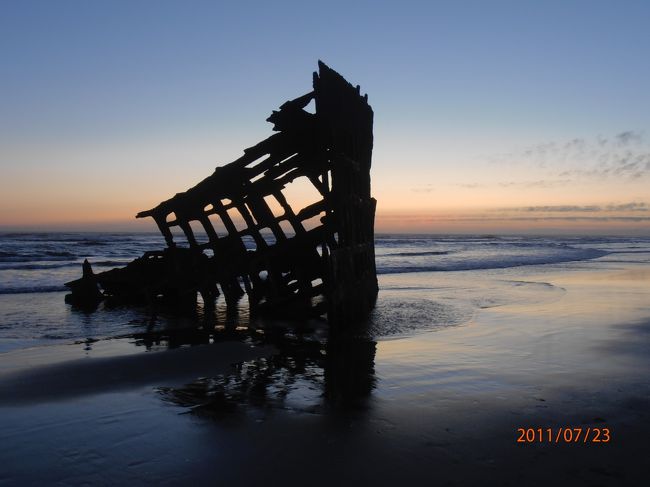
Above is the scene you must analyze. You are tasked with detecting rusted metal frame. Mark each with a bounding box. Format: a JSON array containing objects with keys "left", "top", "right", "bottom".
[
  {"left": 257, "top": 232, "right": 324, "bottom": 305},
  {"left": 259, "top": 151, "right": 309, "bottom": 181},
  {"left": 233, "top": 129, "right": 299, "bottom": 169},
  {"left": 295, "top": 199, "right": 327, "bottom": 224},
  {"left": 198, "top": 214, "right": 219, "bottom": 243},
  {"left": 271, "top": 190, "right": 305, "bottom": 236},
  {"left": 175, "top": 192, "right": 250, "bottom": 303},
  {"left": 231, "top": 199, "right": 286, "bottom": 299},
  {"left": 244, "top": 195, "right": 287, "bottom": 243},
  {"left": 67, "top": 63, "right": 377, "bottom": 325},
  {"left": 245, "top": 147, "right": 299, "bottom": 180},
  {"left": 153, "top": 214, "right": 176, "bottom": 247},
  {"left": 274, "top": 166, "right": 316, "bottom": 190}
]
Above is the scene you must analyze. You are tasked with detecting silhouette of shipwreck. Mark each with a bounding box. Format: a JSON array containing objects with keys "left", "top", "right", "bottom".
[{"left": 66, "top": 62, "right": 378, "bottom": 325}]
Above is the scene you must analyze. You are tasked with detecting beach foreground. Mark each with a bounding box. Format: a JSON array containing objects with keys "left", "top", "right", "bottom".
[{"left": 1, "top": 256, "right": 649, "bottom": 486}]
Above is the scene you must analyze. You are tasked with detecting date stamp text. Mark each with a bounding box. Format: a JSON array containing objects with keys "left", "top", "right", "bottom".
[{"left": 516, "top": 427, "right": 611, "bottom": 444}]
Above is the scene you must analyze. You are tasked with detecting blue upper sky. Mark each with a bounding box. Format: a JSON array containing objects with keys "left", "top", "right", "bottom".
[{"left": 2, "top": 0, "right": 650, "bottom": 233}]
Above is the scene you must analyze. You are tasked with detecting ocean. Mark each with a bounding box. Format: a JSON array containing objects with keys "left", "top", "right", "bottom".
[{"left": 1, "top": 232, "right": 649, "bottom": 353}]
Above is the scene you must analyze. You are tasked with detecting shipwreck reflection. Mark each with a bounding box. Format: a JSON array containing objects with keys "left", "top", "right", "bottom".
[{"left": 156, "top": 323, "right": 376, "bottom": 417}]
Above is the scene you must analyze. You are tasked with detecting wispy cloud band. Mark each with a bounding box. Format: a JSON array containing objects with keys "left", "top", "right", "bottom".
[{"left": 487, "top": 130, "right": 650, "bottom": 181}]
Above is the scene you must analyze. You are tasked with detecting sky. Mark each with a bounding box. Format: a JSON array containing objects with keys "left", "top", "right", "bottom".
[{"left": 1, "top": 0, "right": 650, "bottom": 235}]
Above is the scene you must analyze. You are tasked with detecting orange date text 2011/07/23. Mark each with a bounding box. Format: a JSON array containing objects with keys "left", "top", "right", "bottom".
[{"left": 516, "top": 427, "right": 611, "bottom": 444}]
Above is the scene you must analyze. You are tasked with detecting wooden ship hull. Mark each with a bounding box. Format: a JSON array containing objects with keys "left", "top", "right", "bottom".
[{"left": 66, "top": 62, "right": 378, "bottom": 326}]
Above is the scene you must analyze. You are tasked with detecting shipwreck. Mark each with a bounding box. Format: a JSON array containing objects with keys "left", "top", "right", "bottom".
[{"left": 66, "top": 61, "right": 378, "bottom": 326}]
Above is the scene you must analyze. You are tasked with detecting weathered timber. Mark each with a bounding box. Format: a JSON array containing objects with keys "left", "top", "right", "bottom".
[{"left": 65, "top": 61, "right": 378, "bottom": 326}]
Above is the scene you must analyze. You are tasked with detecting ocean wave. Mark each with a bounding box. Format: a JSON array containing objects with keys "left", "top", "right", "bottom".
[
  {"left": 76, "top": 240, "right": 110, "bottom": 246},
  {"left": 377, "top": 248, "right": 608, "bottom": 274},
  {"left": 384, "top": 250, "right": 451, "bottom": 257},
  {"left": 0, "top": 262, "right": 81, "bottom": 271},
  {"left": 0, "top": 259, "right": 129, "bottom": 271},
  {"left": 0, "top": 233, "right": 137, "bottom": 241},
  {"left": 0, "top": 285, "right": 66, "bottom": 295},
  {"left": 0, "top": 250, "right": 77, "bottom": 263},
  {"left": 45, "top": 250, "right": 75, "bottom": 256},
  {"left": 93, "top": 260, "right": 131, "bottom": 267}
]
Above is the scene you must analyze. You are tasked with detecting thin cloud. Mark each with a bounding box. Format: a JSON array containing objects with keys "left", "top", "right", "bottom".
[
  {"left": 605, "top": 202, "right": 649, "bottom": 211},
  {"left": 455, "top": 179, "right": 573, "bottom": 189},
  {"left": 488, "top": 130, "right": 649, "bottom": 181},
  {"left": 411, "top": 185, "right": 435, "bottom": 193},
  {"left": 498, "top": 216, "right": 650, "bottom": 222},
  {"left": 615, "top": 131, "right": 643, "bottom": 146},
  {"left": 559, "top": 152, "right": 650, "bottom": 180},
  {"left": 455, "top": 183, "right": 484, "bottom": 189},
  {"left": 512, "top": 205, "right": 602, "bottom": 213},
  {"left": 498, "top": 179, "right": 573, "bottom": 188},
  {"left": 430, "top": 216, "right": 650, "bottom": 223},
  {"left": 379, "top": 214, "right": 650, "bottom": 223},
  {"left": 501, "top": 202, "right": 649, "bottom": 213}
]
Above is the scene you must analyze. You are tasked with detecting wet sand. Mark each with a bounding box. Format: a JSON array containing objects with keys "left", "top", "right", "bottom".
[{"left": 1, "top": 261, "right": 649, "bottom": 486}]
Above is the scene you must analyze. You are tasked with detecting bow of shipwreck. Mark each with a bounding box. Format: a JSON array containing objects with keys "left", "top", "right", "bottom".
[{"left": 66, "top": 62, "right": 378, "bottom": 326}]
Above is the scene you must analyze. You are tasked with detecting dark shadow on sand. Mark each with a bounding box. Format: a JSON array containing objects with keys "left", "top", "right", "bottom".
[
  {"left": 0, "top": 298, "right": 377, "bottom": 414},
  {"left": 2, "top": 289, "right": 468, "bottom": 413},
  {"left": 158, "top": 326, "right": 377, "bottom": 418}
]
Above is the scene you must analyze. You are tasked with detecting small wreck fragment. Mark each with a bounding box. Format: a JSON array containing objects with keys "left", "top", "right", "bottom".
[{"left": 66, "top": 61, "right": 378, "bottom": 325}]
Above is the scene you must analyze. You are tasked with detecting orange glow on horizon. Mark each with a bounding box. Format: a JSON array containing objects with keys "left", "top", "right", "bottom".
[{"left": 2, "top": 206, "right": 649, "bottom": 236}]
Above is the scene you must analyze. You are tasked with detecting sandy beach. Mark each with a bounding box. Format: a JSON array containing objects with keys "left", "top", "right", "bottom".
[{"left": 1, "top": 255, "right": 649, "bottom": 486}]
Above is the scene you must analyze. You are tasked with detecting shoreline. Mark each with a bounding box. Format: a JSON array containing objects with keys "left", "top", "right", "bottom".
[{"left": 0, "top": 258, "right": 649, "bottom": 485}]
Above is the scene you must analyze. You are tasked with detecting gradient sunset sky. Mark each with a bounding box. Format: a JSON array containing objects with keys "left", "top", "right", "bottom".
[{"left": 2, "top": 0, "right": 649, "bottom": 234}]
